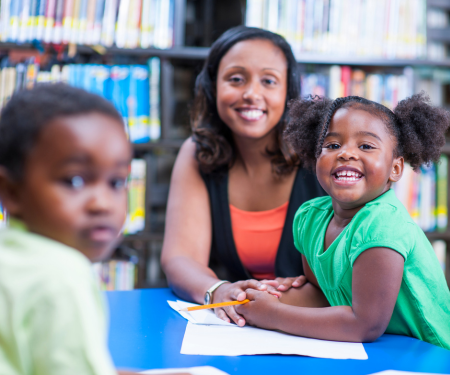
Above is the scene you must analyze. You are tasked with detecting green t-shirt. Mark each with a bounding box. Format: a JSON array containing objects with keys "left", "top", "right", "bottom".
[
  {"left": 0, "top": 220, "right": 117, "bottom": 375},
  {"left": 293, "top": 189, "right": 450, "bottom": 350}
]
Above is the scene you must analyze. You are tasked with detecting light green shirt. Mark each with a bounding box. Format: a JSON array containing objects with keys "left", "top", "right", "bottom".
[
  {"left": 293, "top": 190, "right": 450, "bottom": 350},
  {"left": 0, "top": 220, "right": 117, "bottom": 375}
]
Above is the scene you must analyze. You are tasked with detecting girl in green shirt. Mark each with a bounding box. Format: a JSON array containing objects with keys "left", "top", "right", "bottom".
[{"left": 235, "top": 93, "right": 450, "bottom": 350}]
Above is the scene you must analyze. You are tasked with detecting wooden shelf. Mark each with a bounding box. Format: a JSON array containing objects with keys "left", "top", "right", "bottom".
[
  {"left": 427, "top": 28, "right": 450, "bottom": 43},
  {"left": 426, "top": 231, "right": 450, "bottom": 241},
  {"left": 2, "top": 42, "right": 450, "bottom": 67},
  {"left": 132, "top": 139, "right": 184, "bottom": 151}
]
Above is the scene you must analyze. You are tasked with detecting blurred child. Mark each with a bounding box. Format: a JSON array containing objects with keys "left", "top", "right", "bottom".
[
  {"left": 236, "top": 93, "right": 450, "bottom": 350},
  {"left": 0, "top": 84, "right": 138, "bottom": 374}
]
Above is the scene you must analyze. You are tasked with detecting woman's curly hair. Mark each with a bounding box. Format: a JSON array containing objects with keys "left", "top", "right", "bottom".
[
  {"left": 191, "top": 26, "right": 301, "bottom": 176},
  {"left": 285, "top": 93, "right": 450, "bottom": 171}
]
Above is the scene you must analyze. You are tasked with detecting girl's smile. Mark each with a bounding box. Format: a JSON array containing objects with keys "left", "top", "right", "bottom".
[{"left": 316, "top": 106, "right": 403, "bottom": 211}]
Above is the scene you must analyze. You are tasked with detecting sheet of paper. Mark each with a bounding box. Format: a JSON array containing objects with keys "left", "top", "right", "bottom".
[
  {"left": 369, "top": 372, "right": 442, "bottom": 375},
  {"left": 167, "top": 300, "right": 236, "bottom": 326},
  {"left": 181, "top": 322, "right": 368, "bottom": 360},
  {"left": 140, "top": 365, "right": 229, "bottom": 374}
]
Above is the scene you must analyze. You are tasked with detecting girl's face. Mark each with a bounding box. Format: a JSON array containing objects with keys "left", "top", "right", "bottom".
[
  {"left": 316, "top": 107, "right": 404, "bottom": 210},
  {"left": 216, "top": 39, "right": 288, "bottom": 141}
]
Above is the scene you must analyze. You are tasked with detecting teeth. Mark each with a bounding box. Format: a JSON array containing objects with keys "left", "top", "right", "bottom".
[
  {"left": 335, "top": 170, "right": 362, "bottom": 180},
  {"left": 239, "top": 109, "right": 264, "bottom": 119}
]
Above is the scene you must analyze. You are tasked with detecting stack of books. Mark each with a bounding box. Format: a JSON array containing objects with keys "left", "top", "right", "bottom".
[
  {"left": 301, "top": 66, "right": 415, "bottom": 107},
  {"left": 246, "top": 0, "right": 427, "bottom": 60},
  {"left": 393, "top": 156, "right": 448, "bottom": 233},
  {"left": 125, "top": 159, "right": 146, "bottom": 235},
  {"left": 0, "top": 0, "right": 174, "bottom": 49},
  {"left": 0, "top": 57, "right": 161, "bottom": 143},
  {"left": 92, "top": 260, "right": 136, "bottom": 290}
]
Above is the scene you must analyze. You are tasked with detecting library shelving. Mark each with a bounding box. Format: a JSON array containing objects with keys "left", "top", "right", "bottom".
[{"left": 0, "top": 0, "right": 450, "bottom": 288}]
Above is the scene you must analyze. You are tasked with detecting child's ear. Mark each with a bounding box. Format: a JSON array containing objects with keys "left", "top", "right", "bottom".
[
  {"left": 389, "top": 157, "right": 404, "bottom": 183},
  {"left": 0, "top": 167, "right": 22, "bottom": 217}
]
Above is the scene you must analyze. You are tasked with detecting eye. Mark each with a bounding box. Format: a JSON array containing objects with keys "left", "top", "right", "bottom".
[
  {"left": 110, "top": 178, "right": 127, "bottom": 190},
  {"left": 263, "top": 78, "right": 276, "bottom": 85},
  {"left": 63, "top": 176, "right": 85, "bottom": 189},
  {"left": 325, "top": 143, "right": 340, "bottom": 150},
  {"left": 229, "top": 75, "right": 244, "bottom": 84},
  {"left": 359, "top": 144, "right": 374, "bottom": 150}
]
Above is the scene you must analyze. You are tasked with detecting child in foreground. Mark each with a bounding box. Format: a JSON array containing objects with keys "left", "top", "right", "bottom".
[
  {"left": 236, "top": 93, "right": 450, "bottom": 350},
  {"left": 0, "top": 84, "right": 169, "bottom": 375}
]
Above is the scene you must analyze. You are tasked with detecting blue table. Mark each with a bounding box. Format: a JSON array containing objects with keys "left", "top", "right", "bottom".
[{"left": 107, "top": 288, "right": 450, "bottom": 374}]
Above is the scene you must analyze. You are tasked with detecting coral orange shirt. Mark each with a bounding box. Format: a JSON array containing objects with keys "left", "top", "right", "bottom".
[{"left": 229, "top": 202, "right": 289, "bottom": 280}]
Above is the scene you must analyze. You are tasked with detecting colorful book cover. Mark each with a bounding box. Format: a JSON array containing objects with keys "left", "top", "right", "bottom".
[
  {"left": 62, "top": 0, "right": 74, "bottom": 43},
  {"left": 128, "top": 65, "right": 150, "bottom": 143},
  {"left": 0, "top": 202, "right": 6, "bottom": 228},
  {"left": 148, "top": 57, "right": 160, "bottom": 140},
  {"left": 9, "top": 0, "right": 22, "bottom": 41},
  {"left": 436, "top": 155, "right": 448, "bottom": 232},
  {"left": 84, "top": 0, "right": 97, "bottom": 44},
  {"left": 52, "top": 0, "right": 65, "bottom": 43},
  {"left": 43, "top": 0, "right": 56, "bottom": 42},
  {"left": 92, "top": 0, "right": 106, "bottom": 45},
  {"left": 18, "top": 0, "right": 31, "bottom": 42},
  {"left": 25, "top": 58, "right": 39, "bottom": 88},
  {"left": 35, "top": 0, "right": 47, "bottom": 41},
  {"left": 90, "top": 64, "right": 111, "bottom": 98}
]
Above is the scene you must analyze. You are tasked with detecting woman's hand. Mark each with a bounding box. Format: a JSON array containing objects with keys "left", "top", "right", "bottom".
[
  {"left": 235, "top": 288, "right": 281, "bottom": 330},
  {"left": 212, "top": 280, "right": 268, "bottom": 327},
  {"left": 260, "top": 275, "right": 307, "bottom": 293}
]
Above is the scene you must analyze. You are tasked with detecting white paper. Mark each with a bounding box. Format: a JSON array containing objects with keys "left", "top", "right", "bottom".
[
  {"left": 181, "top": 321, "right": 368, "bottom": 359},
  {"left": 140, "top": 365, "right": 229, "bottom": 374},
  {"left": 169, "top": 300, "right": 368, "bottom": 359},
  {"left": 167, "top": 300, "right": 236, "bottom": 326},
  {"left": 370, "top": 372, "right": 442, "bottom": 375}
]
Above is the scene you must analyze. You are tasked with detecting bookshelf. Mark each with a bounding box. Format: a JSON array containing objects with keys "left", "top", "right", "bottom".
[{"left": 0, "top": 0, "right": 449, "bottom": 288}]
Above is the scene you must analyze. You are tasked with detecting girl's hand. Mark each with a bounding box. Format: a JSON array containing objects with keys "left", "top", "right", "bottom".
[
  {"left": 260, "top": 275, "right": 307, "bottom": 293},
  {"left": 212, "top": 280, "right": 268, "bottom": 327},
  {"left": 235, "top": 288, "right": 281, "bottom": 330}
]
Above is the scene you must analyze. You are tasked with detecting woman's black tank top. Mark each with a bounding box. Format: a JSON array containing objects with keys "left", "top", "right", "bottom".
[{"left": 201, "top": 167, "right": 326, "bottom": 282}]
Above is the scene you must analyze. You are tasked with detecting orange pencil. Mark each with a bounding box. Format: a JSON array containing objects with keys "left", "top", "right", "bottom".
[{"left": 180, "top": 299, "right": 250, "bottom": 312}]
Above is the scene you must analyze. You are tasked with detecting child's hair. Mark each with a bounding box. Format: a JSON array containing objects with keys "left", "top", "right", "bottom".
[
  {"left": 285, "top": 93, "right": 450, "bottom": 171},
  {"left": 0, "top": 83, "right": 123, "bottom": 181},
  {"left": 192, "top": 26, "right": 301, "bottom": 176}
]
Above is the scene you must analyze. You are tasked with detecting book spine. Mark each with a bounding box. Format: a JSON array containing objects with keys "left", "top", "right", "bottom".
[
  {"left": 84, "top": 0, "right": 97, "bottom": 44},
  {"left": 77, "top": 0, "right": 88, "bottom": 44},
  {"left": 62, "top": 0, "right": 74, "bottom": 43},
  {"left": 35, "top": 0, "right": 47, "bottom": 41},
  {"left": 125, "top": 159, "right": 146, "bottom": 234},
  {"left": 115, "top": 0, "right": 130, "bottom": 48},
  {"left": 0, "top": 0, "right": 12, "bottom": 42},
  {"left": 28, "top": 0, "right": 39, "bottom": 41},
  {"left": 92, "top": 0, "right": 105, "bottom": 45},
  {"left": 18, "top": 0, "right": 31, "bottom": 42},
  {"left": 139, "top": 0, "right": 150, "bottom": 48},
  {"left": 43, "top": 0, "right": 56, "bottom": 43},
  {"left": 69, "top": 0, "right": 81, "bottom": 44},
  {"left": 10, "top": 0, "right": 23, "bottom": 41},
  {"left": 126, "top": 0, "right": 141, "bottom": 48},
  {"left": 148, "top": 57, "right": 160, "bottom": 140},
  {"left": 52, "top": 0, "right": 65, "bottom": 43},
  {"left": 436, "top": 155, "right": 448, "bottom": 231}
]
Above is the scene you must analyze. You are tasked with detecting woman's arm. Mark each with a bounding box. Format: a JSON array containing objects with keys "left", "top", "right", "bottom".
[
  {"left": 236, "top": 247, "right": 404, "bottom": 342},
  {"left": 160, "top": 139, "right": 266, "bottom": 326}
]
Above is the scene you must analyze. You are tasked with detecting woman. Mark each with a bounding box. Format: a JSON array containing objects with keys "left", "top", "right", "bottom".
[{"left": 161, "top": 26, "right": 325, "bottom": 326}]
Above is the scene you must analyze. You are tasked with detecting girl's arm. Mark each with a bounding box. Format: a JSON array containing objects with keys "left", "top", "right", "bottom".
[
  {"left": 160, "top": 139, "right": 266, "bottom": 326},
  {"left": 236, "top": 247, "right": 404, "bottom": 342}
]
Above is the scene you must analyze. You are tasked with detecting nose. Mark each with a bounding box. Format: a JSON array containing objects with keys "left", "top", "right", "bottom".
[
  {"left": 337, "top": 145, "right": 359, "bottom": 161},
  {"left": 242, "top": 78, "right": 263, "bottom": 102},
  {"left": 86, "top": 183, "right": 114, "bottom": 215}
]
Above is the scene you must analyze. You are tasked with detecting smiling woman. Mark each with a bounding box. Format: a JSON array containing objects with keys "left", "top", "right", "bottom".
[{"left": 160, "top": 26, "right": 326, "bottom": 327}]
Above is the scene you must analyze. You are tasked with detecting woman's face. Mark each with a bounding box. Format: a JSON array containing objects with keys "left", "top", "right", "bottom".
[{"left": 216, "top": 39, "right": 288, "bottom": 141}]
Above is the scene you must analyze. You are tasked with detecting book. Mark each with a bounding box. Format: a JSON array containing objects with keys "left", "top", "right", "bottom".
[
  {"left": 9, "top": 0, "right": 22, "bottom": 41},
  {"left": 125, "top": 159, "right": 146, "bottom": 234},
  {"left": 148, "top": 57, "right": 161, "bottom": 140},
  {"left": 0, "top": 0, "right": 12, "bottom": 42},
  {"left": 18, "top": 0, "right": 32, "bottom": 42},
  {"left": 92, "top": 0, "right": 106, "bottom": 45},
  {"left": 92, "top": 260, "right": 136, "bottom": 290},
  {"left": 35, "top": 0, "right": 47, "bottom": 41},
  {"left": 128, "top": 65, "right": 150, "bottom": 142},
  {"left": 62, "top": 0, "right": 74, "bottom": 43},
  {"left": 52, "top": 0, "right": 65, "bottom": 43},
  {"left": 436, "top": 155, "right": 448, "bottom": 231},
  {"left": 432, "top": 240, "right": 447, "bottom": 273},
  {"left": 115, "top": 0, "right": 130, "bottom": 48}
]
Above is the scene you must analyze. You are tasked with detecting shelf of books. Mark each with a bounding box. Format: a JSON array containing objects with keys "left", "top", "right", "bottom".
[{"left": 0, "top": 0, "right": 450, "bottom": 287}]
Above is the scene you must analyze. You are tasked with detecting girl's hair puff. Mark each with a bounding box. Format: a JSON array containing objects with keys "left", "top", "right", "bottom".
[{"left": 285, "top": 93, "right": 450, "bottom": 171}]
